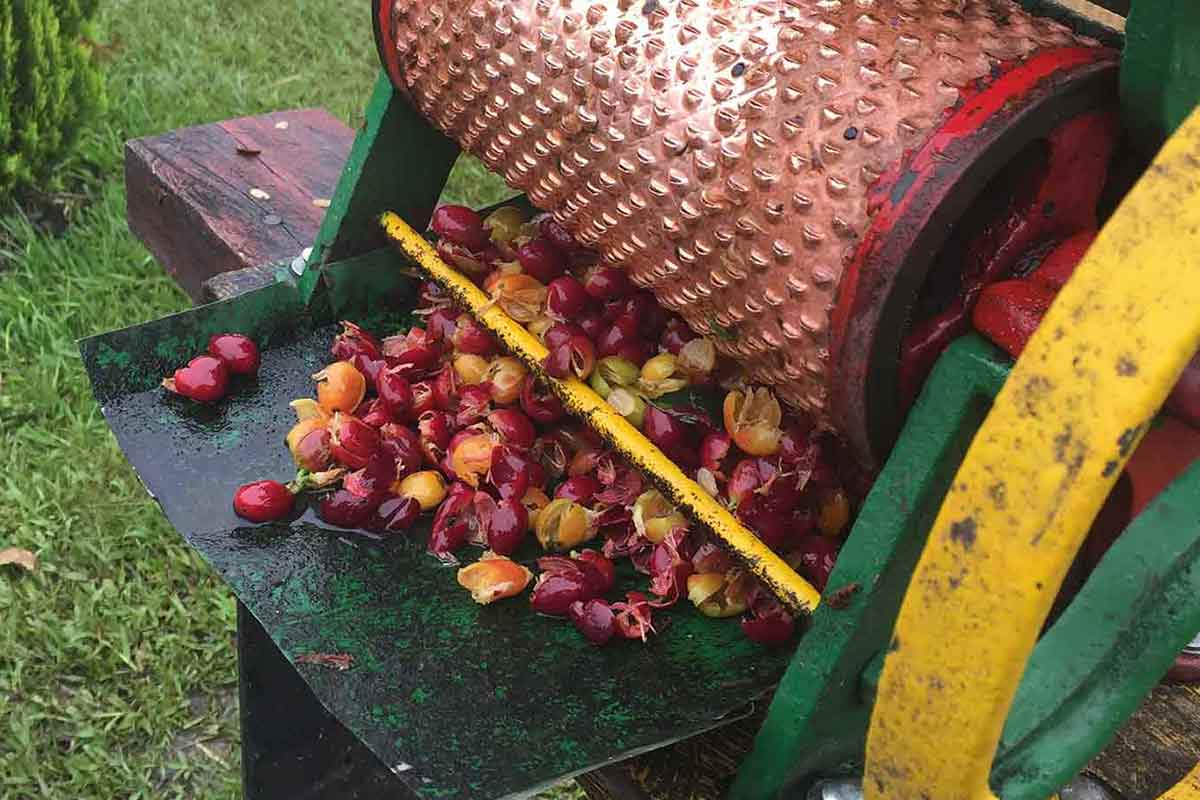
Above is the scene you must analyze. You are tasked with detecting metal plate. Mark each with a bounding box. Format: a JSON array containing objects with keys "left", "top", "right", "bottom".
[{"left": 79, "top": 265, "right": 796, "bottom": 800}]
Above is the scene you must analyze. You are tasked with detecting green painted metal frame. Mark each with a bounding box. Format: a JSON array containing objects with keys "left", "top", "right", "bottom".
[
  {"left": 732, "top": 3, "right": 1200, "bottom": 795},
  {"left": 994, "top": 459, "right": 1200, "bottom": 799},
  {"left": 300, "top": 73, "right": 459, "bottom": 300},
  {"left": 730, "top": 335, "right": 1200, "bottom": 800},
  {"left": 1121, "top": 0, "right": 1200, "bottom": 154},
  {"left": 729, "top": 336, "right": 1008, "bottom": 799},
  {"left": 85, "top": 0, "right": 1200, "bottom": 792}
]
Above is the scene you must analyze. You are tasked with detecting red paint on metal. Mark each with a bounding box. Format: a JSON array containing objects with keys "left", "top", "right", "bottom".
[
  {"left": 969, "top": 230, "right": 1099, "bottom": 364},
  {"left": 903, "top": 102, "right": 1114, "bottom": 388},
  {"left": 1167, "top": 652, "right": 1200, "bottom": 683},
  {"left": 969, "top": 231, "right": 1097, "bottom": 359},
  {"left": 1029, "top": 230, "right": 1098, "bottom": 290},
  {"left": 894, "top": 108, "right": 1117, "bottom": 405},
  {"left": 898, "top": 301, "right": 969, "bottom": 405},
  {"left": 958, "top": 113, "right": 1111, "bottom": 295},
  {"left": 971, "top": 280, "right": 1058, "bottom": 360},
  {"left": 927, "top": 48, "right": 1102, "bottom": 139},
  {"left": 1124, "top": 418, "right": 1200, "bottom": 518},
  {"left": 970, "top": 233, "right": 1200, "bottom": 433},
  {"left": 372, "top": 0, "right": 406, "bottom": 92},
  {"left": 1167, "top": 352, "right": 1200, "bottom": 429},
  {"left": 830, "top": 46, "right": 1118, "bottom": 464},
  {"left": 833, "top": 48, "right": 1115, "bottom": 355},
  {"left": 864, "top": 48, "right": 1106, "bottom": 219}
]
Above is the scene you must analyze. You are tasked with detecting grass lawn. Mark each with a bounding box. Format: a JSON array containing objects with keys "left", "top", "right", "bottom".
[{"left": 0, "top": 1, "right": 561, "bottom": 797}]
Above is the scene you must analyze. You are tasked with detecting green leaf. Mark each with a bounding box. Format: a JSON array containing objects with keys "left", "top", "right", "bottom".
[{"left": 654, "top": 385, "right": 725, "bottom": 427}]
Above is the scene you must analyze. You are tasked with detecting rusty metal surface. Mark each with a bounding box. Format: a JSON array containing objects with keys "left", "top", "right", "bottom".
[{"left": 377, "top": 0, "right": 1096, "bottom": 435}]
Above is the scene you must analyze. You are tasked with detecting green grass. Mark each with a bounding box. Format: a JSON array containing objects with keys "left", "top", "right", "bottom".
[{"left": 0, "top": 2, "right": 553, "bottom": 798}]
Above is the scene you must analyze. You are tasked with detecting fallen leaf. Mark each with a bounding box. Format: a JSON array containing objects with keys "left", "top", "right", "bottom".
[
  {"left": 274, "top": 120, "right": 290, "bottom": 130},
  {"left": 312, "top": 198, "right": 331, "bottom": 208},
  {"left": 296, "top": 652, "right": 354, "bottom": 671},
  {"left": 235, "top": 145, "right": 262, "bottom": 156},
  {"left": 248, "top": 188, "right": 271, "bottom": 200},
  {"left": 824, "top": 581, "right": 861, "bottom": 610},
  {"left": 80, "top": 34, "right": 124, "bottom": 63},
  {"left": 0, "top": 547, "right": 38, "bottom": 572}
]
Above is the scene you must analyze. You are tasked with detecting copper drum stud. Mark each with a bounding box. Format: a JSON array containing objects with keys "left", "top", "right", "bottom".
[{"left": 374, "top": 0, "right": 1119, "bottom": 468}]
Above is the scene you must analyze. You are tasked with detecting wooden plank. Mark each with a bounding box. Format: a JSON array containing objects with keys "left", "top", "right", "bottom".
[
  {"left": 202, "top": 262, "right": 286, "bottom": 303},
  {"left": 577, "top": 712, "right": 763, "bottom": 800},
  {"left": 125, "top": 108, "right": 352, "bottom": 300},
  {"left": 1087, "top": 683, "right": 1200, "bottom": 799}
]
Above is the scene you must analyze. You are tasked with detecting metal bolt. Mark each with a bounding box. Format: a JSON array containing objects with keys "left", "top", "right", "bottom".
[
  {"left": 803, "top": 774, "right": 1112, "bottom": 800},
  {"left": 806, "top": 778, "right": 863, "bottom": 800},
  {"left": 1060, "top": 775, "right": 1115, "bottom": 800},
  {"left": 290, "top": 247, "right": 313, "bottom": 277}
]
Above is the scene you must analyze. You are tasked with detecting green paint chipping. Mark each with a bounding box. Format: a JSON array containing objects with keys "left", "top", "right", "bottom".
[
  {"left": 92, "top": 343, "right": 131, "bottom": 370},
  {"left": 81, "top": 278, "right": 795, "bottom": 800},
  {"left": 732, "top": 336, "right": 1009, "bottom": 800},
  {"left": 708, "top": 317, "right": 738, "bottom": 343},
  {"left": 596, "top": 702, "right": 635, "bottom": 728}
]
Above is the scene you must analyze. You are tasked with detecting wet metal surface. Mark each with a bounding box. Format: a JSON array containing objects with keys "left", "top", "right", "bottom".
[{"left": 80, "top": 282, "right": 795, "bottom": 800}]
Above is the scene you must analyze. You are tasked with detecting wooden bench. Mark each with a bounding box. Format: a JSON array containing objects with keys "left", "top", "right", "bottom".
[
  {"left": 125, "top": 108, "right": 353, "bottom": 302},
  {"left": 125, "top": 108, "right": 1199, "bottom": 800}
]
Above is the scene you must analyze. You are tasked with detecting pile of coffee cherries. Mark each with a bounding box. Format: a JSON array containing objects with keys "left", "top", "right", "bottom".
[{"left": 231, "top": 204, "right": 856, "bottom": 647}]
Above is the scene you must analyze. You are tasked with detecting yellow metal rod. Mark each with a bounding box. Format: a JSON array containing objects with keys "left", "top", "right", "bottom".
[
  {"left": 1160, "top": 761, "right": 1200, "bottom": 800},
  {"left": 381, "top": 210, "right": 821, "bottom": 615},
  {"left": 864, "top": 109, "right": 1200, "bottom": 800}
]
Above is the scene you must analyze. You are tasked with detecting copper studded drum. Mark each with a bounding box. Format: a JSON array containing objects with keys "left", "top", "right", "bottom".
[{"left": 373, "top": 0, "right": 1118, "bottom": 465}]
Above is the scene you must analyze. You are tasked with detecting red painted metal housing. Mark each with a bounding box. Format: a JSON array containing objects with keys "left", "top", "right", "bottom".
[
  {"left": 832, "top": 48, "right": 1119, "bottom": 463},
  {"left": 375, "top": 0, "right": 1119, "bottom": 467}
]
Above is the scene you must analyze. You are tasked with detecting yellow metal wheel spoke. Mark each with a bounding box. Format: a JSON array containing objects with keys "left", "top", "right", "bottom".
[
  {"left": 1159, "top": 762, "right": 1200, "bottom": 800},
  {"left": 380, "top": 211, "right": 822, "bottom": 615},
  {"left": 865, "top": 109, "right": 1200, "bottom": 800}
]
